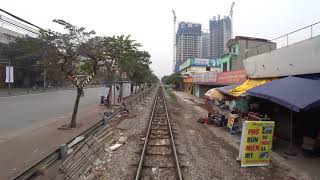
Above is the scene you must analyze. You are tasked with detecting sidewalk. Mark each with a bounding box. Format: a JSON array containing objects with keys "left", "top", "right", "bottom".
[
  {"left": 173, "top": 91, "right": 313, "bottom": 180},
  {"left": 0, "top": 105, "right": 104, "bottom": 180}
]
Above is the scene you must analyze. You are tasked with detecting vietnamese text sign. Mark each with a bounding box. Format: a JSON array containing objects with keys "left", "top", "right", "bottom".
[
  {"left": 239, "top": 121, "right": 275, "bottom": 167},
  {"left": 192, "top": 71, "right": 218, "bottom": 84},
  {"left": 217, "top": 69, "right": 246, "bottom": 84},
  {"left": 5, "top": 66, "right": 14, "bottom": 83},
  {"left": 227, "top": 115, "right": 235, "bottom": 128}
]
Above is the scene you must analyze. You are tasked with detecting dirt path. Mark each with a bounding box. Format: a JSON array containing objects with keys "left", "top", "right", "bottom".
[{"left": 165, "top": 90, "right": 297, "bottom": 180}]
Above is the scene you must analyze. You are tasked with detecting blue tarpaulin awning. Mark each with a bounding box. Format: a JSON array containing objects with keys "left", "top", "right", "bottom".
[{"left": 247, "top": 76, "right": 320, "bottom": 112}]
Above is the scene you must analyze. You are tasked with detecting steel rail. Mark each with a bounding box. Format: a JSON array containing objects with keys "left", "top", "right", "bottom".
[
  {"left": 162, "top": 87, "right": 183, "bottom": 180},
  {"left": 12, "top": 85, "right": 155, "bottom": 180},
  {"left": 134, "top": 89, "right": 158, "bottom": 180},
  {"left": 135, "top": 87, "right": 182, "bottom": 180}
]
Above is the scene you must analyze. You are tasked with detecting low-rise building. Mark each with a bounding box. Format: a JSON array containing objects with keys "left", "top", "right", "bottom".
[
  {"left": 220, "top": 36, "right": 276, "bottom": 72},
  {"left": 179, "top": 58, "right": 221, "bottom": 97},
  {"left": 179, "top": 58, "right": 220, "bottom": 76}
]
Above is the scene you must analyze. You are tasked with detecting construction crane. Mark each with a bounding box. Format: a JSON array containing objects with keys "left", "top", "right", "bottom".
[
  {"left": 172, "top": 10, "right": 177, "bottom": 73},
  {"left": 229, "top": 2, "right": 235, "bottom": 38}
]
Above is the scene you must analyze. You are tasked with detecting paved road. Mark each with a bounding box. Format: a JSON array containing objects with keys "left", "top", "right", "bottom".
[{"left": 0, "top": 87, "right": 106, "bottom": 137}]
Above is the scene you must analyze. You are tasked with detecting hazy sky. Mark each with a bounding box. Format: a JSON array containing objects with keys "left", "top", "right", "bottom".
[{"left": 2, "top": 0, "right": 320, "bottom": 78}]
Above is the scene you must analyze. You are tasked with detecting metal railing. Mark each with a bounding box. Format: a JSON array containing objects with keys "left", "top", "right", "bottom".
[
  {"left": 247, "top": 21, "right": 320, "bottom": 56},
  {"left": 12, "top": 84, "right": 157, "bottom": 180}
]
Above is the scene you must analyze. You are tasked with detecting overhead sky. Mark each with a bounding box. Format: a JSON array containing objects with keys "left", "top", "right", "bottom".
[{"left": 1, "top": 0, "right": 320, "bottom": 78}]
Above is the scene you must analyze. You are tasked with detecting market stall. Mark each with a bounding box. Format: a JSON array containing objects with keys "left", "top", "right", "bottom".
[{"left": 247, "top": 76, "right": 320, "bottom": 156}]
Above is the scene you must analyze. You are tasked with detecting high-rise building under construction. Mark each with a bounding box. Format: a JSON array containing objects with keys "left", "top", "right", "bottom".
[
  {"left": 175, "top": 22, "right": 201, "bottom": 72},
  {"left": 209, "top": 15, "right": 231, "bottom": 59}
]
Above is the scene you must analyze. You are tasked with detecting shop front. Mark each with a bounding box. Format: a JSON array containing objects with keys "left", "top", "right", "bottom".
[{"left": 183, "top": 76, "right": 193, "bottom": 94}]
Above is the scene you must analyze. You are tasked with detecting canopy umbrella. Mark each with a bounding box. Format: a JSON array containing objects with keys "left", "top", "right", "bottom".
[{"left": 204, "top": 88, "right": 229, "bottom": 101}]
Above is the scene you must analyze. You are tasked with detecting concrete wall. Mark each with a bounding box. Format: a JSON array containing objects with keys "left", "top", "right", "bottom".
[
  {"left": 244, "top": 35, "right": 320, "bottom": 78},
  {"left": 231, "top": 39, "right": 276, "bottom": 71}
]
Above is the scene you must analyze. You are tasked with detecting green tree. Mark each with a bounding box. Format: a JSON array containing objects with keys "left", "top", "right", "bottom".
[
  {"left": 40, "top": 20, "right": 104, "bottom": 128},
  {"left": 161, "top": 73, "right": 182, "bottom": 89},
  {"left": 1, "top": 19, "right": 156, "bottom": 128}
]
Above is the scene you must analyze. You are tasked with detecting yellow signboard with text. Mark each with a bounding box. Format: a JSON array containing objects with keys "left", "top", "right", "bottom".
[
  {"left": 239, "top": 121, "right": 275, "bottom": 167},
  {"left": 227, "top": 115, "right": 235, "bottom": 128}
]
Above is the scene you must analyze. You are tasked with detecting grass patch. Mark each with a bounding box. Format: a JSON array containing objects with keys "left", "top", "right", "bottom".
[{"left": 164, "top": 86, "right": 177, "bottom": 102}]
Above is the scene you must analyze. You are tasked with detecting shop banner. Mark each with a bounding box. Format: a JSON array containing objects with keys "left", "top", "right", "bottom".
[
  {"left": 179, "top": 59, "right": 191, "bottom": 71},
  {"left": 217, "top": 69, "right": 246, "bottom": 84},
  {"left": 192, "top": 71, "right": 218, "bottom": 83},
  {"left": 239, "top": 121, "right": 275, "bottom": 167},
  {"left": 179, "top": 58, "right": 221, "bottom": 71}
]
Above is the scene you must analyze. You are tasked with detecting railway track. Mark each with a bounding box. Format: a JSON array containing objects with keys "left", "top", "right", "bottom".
[{"left": 135, "top": 87, "right": 182, "bottom": 180}]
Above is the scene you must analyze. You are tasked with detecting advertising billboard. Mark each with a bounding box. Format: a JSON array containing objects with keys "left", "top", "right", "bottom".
[{"left": 239, "top": 121, "right": 275, "bottom": 167}]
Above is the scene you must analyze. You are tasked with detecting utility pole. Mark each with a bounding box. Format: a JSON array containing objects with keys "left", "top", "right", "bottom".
[
  {"left": 172, "top": 10, "right": 177, "bottom": 73},
  {"left": 8, "top": 60, "right": 11, "bottom": 95},
  {"left": 229, "top": 2, "right": 235, "bottom": 39},
  {"left": 43, "top": 67, "right": 46, "bottom": 88}
]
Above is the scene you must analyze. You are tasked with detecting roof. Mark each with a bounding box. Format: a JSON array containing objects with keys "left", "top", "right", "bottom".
[
  {"left": 235, "top": 36, "right": 270, "bottom": 42},
  {"left": 227, "top": 36, "right": 275, "bottom": 47},
  {"left": 247, "top": 76, "right": 320, "bottom": 112}
]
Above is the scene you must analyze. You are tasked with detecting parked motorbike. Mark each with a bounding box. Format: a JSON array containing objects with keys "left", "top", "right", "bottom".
[
  {"left": 208, "top": 113, "right": 227, "bottom": 127},
  {"left": 100, "top": 95, "right": 109, "bottom": 106}
]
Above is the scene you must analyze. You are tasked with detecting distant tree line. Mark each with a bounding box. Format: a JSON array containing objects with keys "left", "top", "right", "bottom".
[{"left": 161, "top": 73, "right": 182, "bottom": 90}]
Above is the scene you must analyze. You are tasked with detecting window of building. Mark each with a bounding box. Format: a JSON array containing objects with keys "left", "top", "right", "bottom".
[
  {"left": 206, "top": 67, "right": 211, "bottom": 71},
  {"left": 233, "top": 46, "right": 236, "bottom": 53}
]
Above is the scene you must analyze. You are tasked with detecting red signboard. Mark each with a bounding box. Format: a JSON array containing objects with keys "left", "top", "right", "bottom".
[{"left": 217, "top": 69, "right": 247, "bottom": 84}]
